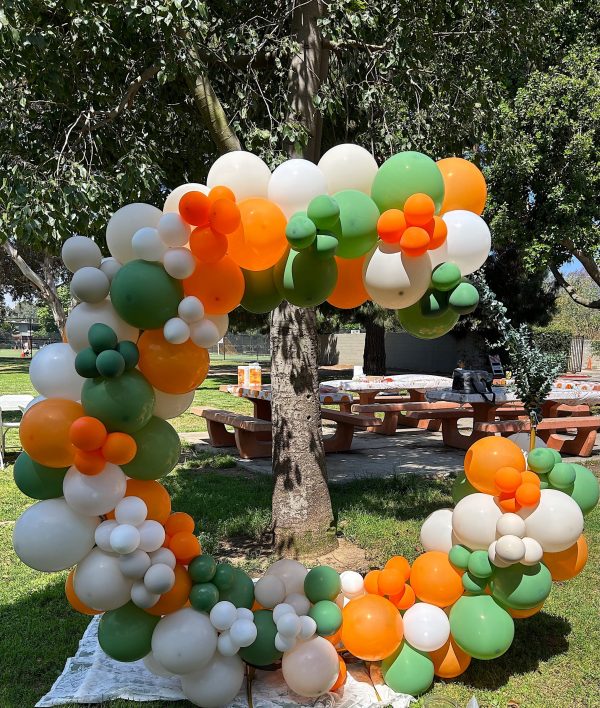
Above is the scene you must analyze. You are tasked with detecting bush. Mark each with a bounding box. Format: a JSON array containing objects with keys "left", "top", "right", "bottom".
[
  {"left": 533, "top": 327, "right": 571, "bottom": 362},
  {"left": 591, "top": 341, "right": 600, "bottom": 357}
]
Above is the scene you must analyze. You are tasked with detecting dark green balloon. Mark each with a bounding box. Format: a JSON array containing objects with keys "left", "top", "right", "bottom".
[
  {"left": 371, "top": 151, "right": 445, "bottom": 213},
  {"left": 448, "top": 281, "right": 480, "bottom": 314},
  {"left": 527, "top": 448, "right": 555, "bottom": 474},
  {"left": 397, "top": 297, "right": 459, "bottom": 339},
  {"left": 431, "top": 262, "right": 462, "bottom": 292},
  {"left": 75, "top": 348, "right": 99, "bottom": 378},
  {"left": 463, "top": 571, "right": 488, "bottom": 594},
  {"left": 96, "top": 350, "right": 126, "bottom": 378},
  {"left": 111, "top": 260, "right": 183, "bottom": 330},
  {"left": 82, "top": 369, "right": 155, "bottom": 433},
  {"left": 309, "top": 600, "right": 342, "bottom": 636},
  {"left": 450, "top": 595, "right": 514, "bottom": 659},
  {"left": 218, "top": 567, "right": 255, "bottom": 609},
  {"left": 241, "top": 267, "right": 284, "bottom": 314},
  {"left": 122, "top": 416, "right": 181, "bottom": 480},
  {"left": 116, "top": 340, "right": 140, "bottom": 370},
  {"left": 238, "top": 610, "right": 282, "bottom": 667},
  {"left": 452, "top": 471, "right": 478, "bottom": 503},
  {"left": 568, "top": 463, "right": 600, "bottom": 515},
  {"left": 189, "top": 582, "right": 220, "bottom": 612},
  {"left": 548, "top": 462, "right": 577, "bottom": 490},
  {"left": 307, "top": 195, "right": 340, "bottom": 231},
  {"left": 274, "top": 247, "right": 337, "bottom": 307},
  {"left": 449, "top": 543, "right": 471, "bottom": 570},
  {"left": 189, "top": 554, "right": 217, "bottom": 584},
  {"left": 285, "top": 213, "right": 316, "bottom": 250},
  {"left": 88, "top": 323, "right": 118, "bottom": 353},
  {"left": 213, "top": 563, "right": 235, "bottom": 592},
  {"left": 304, "top": 565, "right": 341, "bottom": 603},
  {"left": 490, "top": 562, "right": 553, "bottom": 610},
  {"left": 98, "top": 602, "right": 159, "bottom": 662},
  {"left": 382, "top": 642, "right": 434, "bottom": 696},
  {"left": 13, "top": 452, "right": 67, "bottom": 500},
  {"left": 421, "top": 290, "right": 449, "bottom": 318},
  {"left": 331, "top": 190, "right": 379, "bottom": 259}
]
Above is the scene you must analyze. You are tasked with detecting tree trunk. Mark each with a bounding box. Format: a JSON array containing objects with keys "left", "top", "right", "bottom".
[
  {"left": 271, "top": 0, "right": 336, "bottom": 555},
  {"left": 363, "top": 319, "right": 386, "bottom": 375}
]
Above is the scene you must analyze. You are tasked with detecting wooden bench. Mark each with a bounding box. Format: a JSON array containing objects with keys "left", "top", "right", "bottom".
[
  {"left": 190, "top": 407, "right": 381, "bottom": 459},
  {"left": 352, "top": 401, "right": 469, "bottom": 435},
  {"left": 474, "top": 416, "right": 600, "bottom": 457}
]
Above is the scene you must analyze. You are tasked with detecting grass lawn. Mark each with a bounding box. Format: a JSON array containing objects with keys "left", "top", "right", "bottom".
[{"left": 0, "top": 359, "right": 598, "bottom": 707}]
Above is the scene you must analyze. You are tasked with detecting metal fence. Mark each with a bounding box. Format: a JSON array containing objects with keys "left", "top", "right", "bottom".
[
  {"left": 567, "top": 336, "right": 585, "bottom": 373},
  {"left": 206, "top": 334, "right": 270, "bottom": 361}
]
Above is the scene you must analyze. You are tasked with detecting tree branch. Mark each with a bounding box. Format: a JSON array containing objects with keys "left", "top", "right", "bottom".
[
  {"left": 324, "top": 38, "right": 387, "bottom": 53},
  {"left": 550, "top": 263, "right": 600, "bottom": 309}
]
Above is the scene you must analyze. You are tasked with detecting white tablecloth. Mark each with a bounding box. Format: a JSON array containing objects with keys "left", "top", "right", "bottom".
[{"left": 327, "top": 376, "right": 453, "bottom": 392}]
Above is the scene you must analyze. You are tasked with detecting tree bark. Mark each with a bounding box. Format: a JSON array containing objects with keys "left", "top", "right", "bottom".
[
  {"left": 550, "top": 263, "right": 600, "bottom": 309},
  {"left": 363, "top": 319, "right": 386, "bottom": 375},
  {"left": 271, "top": 0, "right": 336, "bottom": 555}
]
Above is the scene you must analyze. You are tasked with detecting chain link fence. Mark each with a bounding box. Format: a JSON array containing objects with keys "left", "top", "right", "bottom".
[{"left": 206, "top": 334, "right": 270, "bottom": 361}]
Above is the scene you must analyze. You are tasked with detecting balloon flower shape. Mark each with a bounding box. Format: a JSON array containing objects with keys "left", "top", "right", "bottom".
[
  {"left": 69, "top": 415, "right": 137, "bottom": 475},
  {"left": 377, "top": 193, "right": 448, "bottom": 257}
]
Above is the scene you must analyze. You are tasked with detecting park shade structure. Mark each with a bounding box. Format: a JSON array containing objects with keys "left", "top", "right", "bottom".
[{"left": 11, "top": 146, "right": 599, "bottom": 706}]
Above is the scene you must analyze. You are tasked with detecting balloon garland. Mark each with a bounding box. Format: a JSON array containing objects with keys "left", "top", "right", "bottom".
[{"left": 11, "top": 146, "right": 598, "bottom": 706}]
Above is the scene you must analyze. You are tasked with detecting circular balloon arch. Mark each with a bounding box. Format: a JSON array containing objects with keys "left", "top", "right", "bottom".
[{"left": 12, "top": 146, "right": 597, "bottom": 706}]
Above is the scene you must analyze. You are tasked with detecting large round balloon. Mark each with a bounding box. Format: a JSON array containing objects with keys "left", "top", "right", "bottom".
[
  {"left": 163, "top": 182, "right": 209, "bottom": 213},
  {"left": 282, "top": 636, "right": 340, "bottom": 697},
  {"left": 65, "top": 301, "right": 139, "bottom": 353},
  {"left": 181, "top": 652, "right": 245, "bottom": 708},
  {"left": 429, "top": 211, "right": 491, "bottom": 275},
  {"left": 110, "top": 260, "right": 183, "bottom": 330},
  {"left": 318, "top": 144, "right": 379, "bottom": 195},
  {"left": 106, "top": 203, "right": 162, "bottom": 264},
  {"left": 183, "top": 255, "right": 245, "bottom": 314},
  {"left": 429, "top": 637, "right": 472, "bottom": 679},
  {"left": 138, "top": 329, "right": 209, "bottom": 394},
  {"left": 238, "top": 610, "right": 282, "bottom": 666},
  {"left": 227, "top": 199, "right": 288, "bottom": 271},
  {"left": 268, "top": 159, "right": 327, "bottom": 218},
  {"left": 20, "top": 398, "right": 83, "bottom": 467},
  {"left": 153, "top": 389, "right": 196, "bottom": 420},
  {"left": 464, "top": 436, "right": 525, "bottom": 495},
  {"left": 152, "top": 607, "right": 217, "bottom": 675},
  {"left": 63, "top": 463, "right": 127, "bottom": 515},
  {"left": 564, "top": 464, "right": 600, "bottom": 515},
  {"left": 410, "top": 551, "right": 463, "bottom": 607},
  {"left": 398, "top": 295, "right": 459, "bottom": 339},
  {"left": 122, "top": 417, "right": 181, "bottom": 481},
  {"left": 74, "top": 547, "right": 134, "bottom": 611},
  {"left": 419, "top": 508, "right": 454, "bottom": 553},
  {"left": 543, "top": 535, "right": 588, "bottom": 581},
  {"left": 29, "top": 343, "right": 84, "bottom": 400},
  {"left": 381, "top": 641, "right": 435, "bottom": 696},
  {"left": 332, "top": 190, "right": 380, "bottom": 258},
  {"left": 402, "top": 602, "right": 450, "bottom": 652},
  {"left": 371, "top": 152, "right": 445, "bottom": 213},
  {"left": 241, "top": 267, "right": 284, "bottom": 313},
  {"left": 13, "top": 452, "right": 67, "bottom": 500},
  {"left": 449, "top": 595, "right": 514, "bottom": 660},
  {"left": 13, "top": 498, "right": 99, "bottom": 572},
  {"left": 341, "top": 594, "right": 403, "bottom": 661},
  {"left": 518, "top": 489, "right": 584, "bottom": 552},
  {"left": 437, "top": 157, "right": 487, "bottom": 215},
  {"left": 207, "top": 151, "right": 271, "bottom": 201},
  {"left": 98, "top": 602, "right": 160, "bottom": 662},
  {"left": 274, "top": 247, "right": 338, "bottom": 307},
  {"left": 452, "top": 493, "right": 502, "bottom": 550},
  {"left": 491, "top": 562, "right": 553, "bottom": 609},
  {"left": 327, "top": 255, "right": 369, "bottom": 309}
]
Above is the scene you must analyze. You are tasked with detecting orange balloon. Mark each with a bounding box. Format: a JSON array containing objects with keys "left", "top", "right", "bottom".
[
  {"left": 210, "top": 199, "right": 241, "bottom": 234},
  {"left": 508, "top": 602, "right": 544, "bottom": 618},
  {"left": 138, "top": 329, "right": 210, "bottom": 394},
  {"left": 183, "top": 255, "right": 245, "bottom": 314},
  {"left": 400, "top": 226, "right": 430, "bottom": 256},
  {"left": 410, "top": 551, "right": 463, "bottom": 607},
  {"left": 169, "top": 531, "right": 201, "bottom": 565},
  {"left": 324, "top": 627, "right": 343, "bottom": 648},
  {"left": 102, "top": 432, "right": 137, "bottom": 465},
  {"left": 145, "top": 564, "right": 192, "bottom": 616},
  {"left": 377, "top": 209, "right": 406, "bottom": 243},
  {"left": 208, "top": 185, "right": 235, "bottom": 204},
  {"left": 179, "top": 191, "right": 210, "bottom": 226},
  {"left": 464, "top": 437, "right": 525, "bottom": 495},
  {"left": 327, "top": 255, "right": 369, "bottom": 309},
  {"left": 65, "top": 570, "right": 101, "bottom": 615},
  {"left": 427, "top": 216, "right": 448, "bottom": 250},
  {"left": 515, "top": 482, "right": 541, "bottom": 507},
  {"left": 363, "top": 569, "right": 381, "bottom": 595},
  {"left": 521, "top": 470, "right": 541, "bottom": 486},
  {"left": 378, "top": 568, "right": 405, "bottom": 597},
  {"left": 385, "top": 555, "right": 411, "bottom": 581},
  {"left": 74, "top": 449, "right": 106, "bottom": 476},
  {"left": 437, "top": 157, "right": 487, "bottom": 216},
  {"left": 189, "top": 226, "right": 228, "bottom": 263},
  {"left": 390, "top": 583, "right": 416, "bottom": 611},
  {"left": 498, "top": 492, "right": 521, "bottom": 513},
  {"left": 430, "top": 637, "right": 471, "bottom": 678},
  {"left": 329, "top": 656, "right": 347, "bottom": 692},
  {"left": 226, "top": 198, "right": 288, "bottom": 271},
  {"left": 543, "top": 535, "right": 588, "bottom": 581},
  {"left": 69, "top": 416, "right": 107, "bottom": 451},
  {"left": 165, "top": 512, "right": 195, "bottom": 536},
  {"left": 106, "top": 479, "right": 171, "bottom": 523},
  {"left": 404, "top": 193, "right": 435, "bottom": 226},
  {"left": 20, "top": 398, "right": 83, "bottom": 467},
  {"left": 494, "top": 466, "right": 522, "bottom": 493},
  {"left": 341, "top": 594, "right": 403, "bottom": 661}
]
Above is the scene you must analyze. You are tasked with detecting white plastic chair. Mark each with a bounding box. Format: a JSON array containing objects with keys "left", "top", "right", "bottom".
[{"left": 0, "top": 395, "right": 34, "bottom": 468}]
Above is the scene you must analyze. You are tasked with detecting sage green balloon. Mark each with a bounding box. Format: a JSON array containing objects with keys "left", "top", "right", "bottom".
[
  {"left": 304, "top": 565, "right": 341, "bottom": 602},
  {"left": 448, "top": 281, "right": 480, "bottom": 314},
  {"left": 527, "top": 447, "right": 555, "bottom": 474},
  {"left": 241, "top": 267, "right": 283, "bottom": 314},
  {"left": 491, "top": 562, "right": 552, "bottom": 610},
  {"left": 421, "top": 290, "right": 449, "bottom": 318},
  {"left": 111, "top": 260, "right": 183, "bottom": 330},
  {"left": 567, "top": 463, "right": 600, "bottom": 515},
  {"left": 307, "top": 195, "right": 340, "bottom": 231},
  {"left": 452, "top": 471, "right": 478, "bottom": 503},
  {"left": 98, "top": 602, "right": 159, "bottom": 662},
  {"left": 82, "top": 369, "right": 155, "bottom": 433},
  {"left": 218, "top": 567, "right": 255, "bottom": 609},
  {"left": 286, "top": 212, "right": 316, "bottom": 250},
  {"left": 463, "top": 571, "right": 488, "bottom": 594},
  {"left": 450, "top": 595, "right": 514, "bottom": 659},
  {"left": 314, "top": 233, "right": 338, "bottom": 259},
  {"left": 331, "top": 190, "right": 380, "bottom": 259},
  {"left": 371, "top": 151, "right": 445, "bottom": 213},
  {"left": 431, "top": 262, "right": 462, "bottom": 292},
  {"left": 468, "top": 550, "right": 493, "bottom": 579},
  {"left": 381, "top": 641, "right": 434, "bottom": 696},
  {"left": 189, "top": 582, "right": 219, "bottom": 612},
  {"left": 397, "top": 297, "right": 459, "bottom": 339},
  {"left": 449, "top": 543, "right": 471, "bottom": 570},
  {"left": 274, "top": 247, "right": 337, "bottom": 307},
  {"left": 308, "top": 600, "right": 342, "bottom": 636},
  {"left": 548, "top": 462, "right": 577, "bottom": 490},
  {"left": 122, "top": 416, "right": 181, "bottom": 480},
  {"left": 13, "top": 452, "right": 67, "bottom": 500},
  {"left": 238, "top": 610, "right": 282, "bottom": 667}
]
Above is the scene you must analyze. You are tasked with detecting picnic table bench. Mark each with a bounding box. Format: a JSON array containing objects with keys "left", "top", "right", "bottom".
[{"left": 352, "top": 401, "right": 472, "bottom": 434}]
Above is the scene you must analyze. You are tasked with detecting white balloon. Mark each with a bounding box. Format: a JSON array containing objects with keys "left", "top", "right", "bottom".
[
  {"left": 284, "top": 592, "right": 311, "bottom": 616},
  {"left": 153, "top": 388, "right": 195, "bottom": 419},
  {"left": 131, "top": 580, "right": 160, "bottom": 609},
  {"left": 518, "top": 489, "right": 584, "bottom": 552},
  {"left": 255, "top": 575, "right": 286, "bottom": 609},
  {"left": 13, "top": 498, "right": 99, "bottom": 572},
  {"left": 495, "top": 535, "right": 526, "bottom": 563},
  {"left": 275, "top": 632, "right": 297, "bottom": 652},
  {"left": 65, "top": 301, "right": 139, "bottom": 352},
  {"left": 106, "top": 203, "right": 162, "bottom": 264},
  {"left": 429, "top": 211, "right": 491, "bottom": 275},
  {"left": 207, "top": 313, "right": 229, "bottom": 339},
  {"left": 496, "top": 513, "right": 526, "bottom": 539},
  {"left": 110, "top": 524, "right": 141, "bottom": 555},
  {"left": 178, "top": 296, "right": 205, "bottom": 323},
  {"left": 180, "top": 653, "right": 244, "bottom": 708},
  {"left": 363, "top": 243, "right": 432, "bottom": 309},
  {"left": 63, "top": 463, "right": 127, "bottom": 516},
  {"left": 163, "top": 183, "right": 209, "bottom": 214},
  {"left": 132, "top": 227, "right": 167, "bottom": 262},
  {"left": 158, "top": 212, "right": 191, "bottom": 247},
  {"left": 100, "top": 257, "right": 122, "bottom": 281},
  {"left": 268, "top": 159, "right": 327, "bottom": 218},
  {"left": 138, "top": 520, "right": 166, "bottom": 552},
  {"left": 266, "top": 559, "right": 308, "bottom": 595},
  {"left": 189, "top": 319, "right": 220, "bottom": 348},
  {"left": 402, "top": 603, "right": 450, "bottom": 652},
  {"left": 272, "top": 603, "right": 295, "bottom": 623},
  {"left": 74, "top": 548, "right": 134, "bottom": 610},
  {"left": 143, "top": 652, "right": 175, "bottom": 678},
  {"left": 508, "top": 432, "right": 547, "bottom": 452},
  {"left": 115, "top": 496, "right": 148, "bottom": 526},
  {"left": 95, "top": 520, "right": 119, "bottom": 552},
  {"left": 452, "top": 493, "right": 502, "bottom": 550},
  {"left": 62, "top": 236, "right": 102, "bottom": 273},
  {"left": 70, "top": 267, "right": 111, "bottom": 304},
  {"left": 163, "top": 247, "right": 196, "bottom": 279},
  {"left": 210, "top": 601, "right": 238, "bottom": 631},
  {"left": 217, "top": 630, "right": 240, "bottom": 657},
  {"left": 29, "top": 343, "right": 84, "bottom": 400},
  {"left": 236, "top": 607, "right": 254, "bottom": 621},
  {"left": 340, "top": 570, "right": 365, "bottom": 598},
  {"left": 207, "top": 151, "right": 271, "bottom": 201},
  {"left": 487, "top": 541, "right": 512, "bottom": 568},
  {"left": 277, "top": 612, "right": 301, "bottom": 638},
  {"left": 298, "top": 615, "right": 317, "bottom": 640},
  {"left": 152, "top": 607, "right": 218, "bottom": 675},
  {"left": 144, "top": 563, "right": 176, "bottom": 594},
  {"left": 119, "top": 549, "right": 152, "bottom": 579},
  {"left": 281, "top": 636, "right": 339, "bottom": 698},
  {"left": 149, "top": 547, "right": 177, "bottom": 569},
  {"left": 230, "top": 619, "right": 257, "bottom": 648},
  {"left": 420, "top": 508, "right": 454, "bottom": 553},
  {"left": 318, "top": 144, "right": 378, "bottom": 195},
  {"left": 521, "top": 536, "right": 544, "bottom": 565},
  {"left": 164, "top": 317, "right": 191, "bottom": 345}
]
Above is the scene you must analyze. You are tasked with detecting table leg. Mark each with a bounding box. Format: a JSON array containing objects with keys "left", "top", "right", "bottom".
[
  {"left": 252, "top": 398, "right": 272, "bottom": 442},
  {"left": 441, "top": 402, "right": 493, "bottom": 450},
  {"left": 393, "top": 389, "right": 441, "bottom": 432}
]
